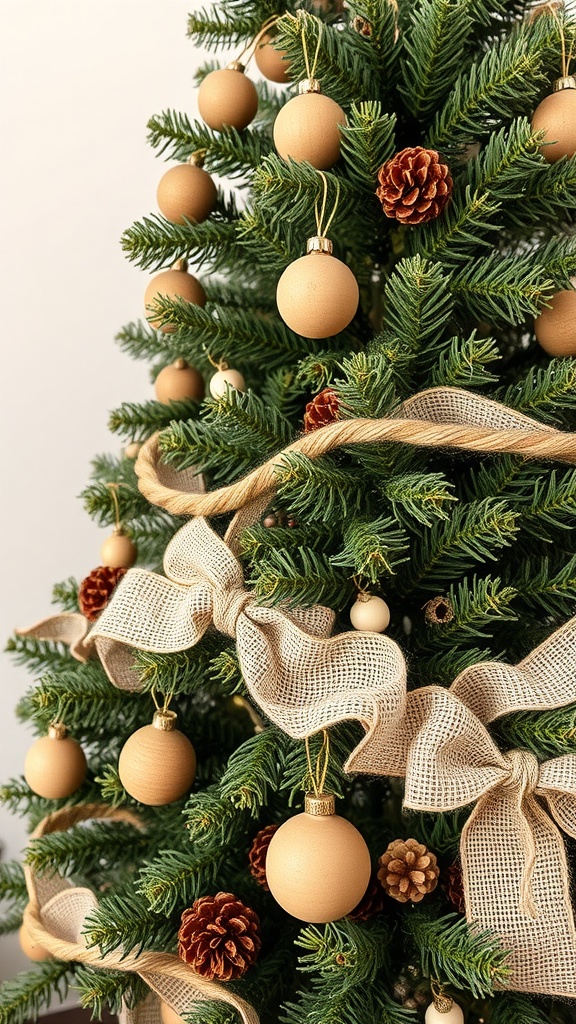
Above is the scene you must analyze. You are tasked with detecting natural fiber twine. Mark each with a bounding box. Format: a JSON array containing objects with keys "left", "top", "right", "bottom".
[{"left": 22, "top": 804, "right": 260, "bottom": 1024}]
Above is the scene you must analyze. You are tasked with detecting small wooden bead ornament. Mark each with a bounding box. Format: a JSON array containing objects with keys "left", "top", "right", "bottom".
[
  {"left": 124, "top": 441, "right": 141, "bottom": 460},
  {"left": 144, "top": 259, "right": 206, "bottom": 333},
  {"left": 254, "top": 31, "right": 291, "bottom": 83},
  {"left": 198, "top": 62, "right": 258, "bottom": 132},
  {"left": 350, "top": 592, "right": 391, "bottom": 632},
  {"left": 534, "top": 284, "right": 576, "bottom": 357},
  {"left": 424, "top": 982, "right": 464, "bottom": 1024},
  {"left": 118, "top": 707, "right": 196, "bottom": 806},
  {"left": 155, "top": 358, "right": 205, "bottom": 404},
  {"left": 157, "top": 152, "right": 217, "bottom": 225},
  {"left": 24, "top": 723, "right": 87, "bottom": 799},
  {"left": 209, "top": 359, "right": 246, "bottom": 398},
  {"left": 100, "top": 484, "right": 137, "bottom": 570},
  {"left": 19, "top": 921, "right": 51, "bottom": 962}
]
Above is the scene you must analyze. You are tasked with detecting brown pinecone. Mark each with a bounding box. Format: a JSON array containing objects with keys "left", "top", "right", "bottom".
[
  {"left": 78, "top": 565, "right": 127, "bottom": 621},
  {"left": 347, "top": 871, "right": 387, "bottom": 921},
  {"left": 443, "top": 862, "right": 466, "bottom": 914},
  {"left": 248, "top": 824, "right": 279, "bottom": 890},
  {"left": 303, "top": 387, "right": 339, "bottom": 432},
  {"left": 376, "top": 147, "right": 453, "bottom": 225},
  {"left": 178, "top": 892, "right": 261, "bottom": 982},
  {"left": 377, "top": 838, "right": 439, "bottom": 903}
]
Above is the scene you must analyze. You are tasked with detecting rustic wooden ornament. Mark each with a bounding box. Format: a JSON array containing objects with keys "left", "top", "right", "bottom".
[
  {"left": 273, "top": 82, "right": 345, "bottom": 170},
  {"left": 534, "top": 286, "right": 576, "bottom": 356},
  {"left": 254, "top": 32, "right": 291, "bottom": 83},
  {"left": 144, "top": 263, "right": 206, "bottom": 333},
  {"left": 198, "top": 63, "right": 258, "bottom": 132},
  {"left": 24, "top": 724, "right": 87, "bottom": 799},
  {"left": 19, "top": 922, "right": 51, "bottom": 962},
  {"left": 159, "top": 1003, "right": 185, "bottom": 1024},
  {"left": 209, "top": 367, "right": 246, "bottom": 398},
  {"left": 276, "top": 236, "right": 359, "bottom": 338},
  {"left": 424, "top": 1000, "right": 464, "bottom": 1024},
  {"left": 124, "top": 442, "right": 141, "bottom": 460},
  {"left": 154, "top": 359, "right": 205, "bottom": 404},
  {"left": 265, "top": 792, "right": 371, "bottom": 922},
  {"left": 100, "top": 530, "right": 137, "bottom": 570},
  {"left": 118, "top": 709, "right": 196, "bottom": 806},
  {"left": 157, "top": 159, "right": 217, "bottom": 225},
  {"left": 350, "top": 594, "right": 390, "bottom": 632},
  {"left": 531, "top": 78, "right": 576, "bottom": 162}
]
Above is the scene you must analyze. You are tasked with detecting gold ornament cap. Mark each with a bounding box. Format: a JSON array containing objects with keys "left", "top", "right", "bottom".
[
  {"left": 227, "top": 60, "right": 246, "bottom": 73},
  {"left": 554, "top": 76, "right": 576, "bottom": 91},
  {"left": 299, "top": 78, "right": 321, "bottom": 94},
  {"left": 48, "top": 723, "right": 68, "bottom": 740},
  {"left": 152, "top": 709, "right": 177, "bottom": 732},
  {"left": 305, "top": 791, "right": 335, "bottom": 816},
  {"left": 188, "top": 150, "right": 207, "bottom": 168},
  {"left": 306, "top": 235, "right": 333, "bottom": 255},
  {"left": 171, "top": 258, "right": 189, "bottom": 272}
]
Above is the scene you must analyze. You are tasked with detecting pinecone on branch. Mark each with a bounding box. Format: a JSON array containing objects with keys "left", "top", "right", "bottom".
[
  {"left": 303, "top": 387, "right": 339, "bottom": 432},
  {"left": 443, "top": 862, "right": 466, "bottom": 914},
  {"left": 347, "top": 871, "right": 387, "bottom": 921},
  {"left": 248, "top": 824, "right": 279, "bottom": 889},
  {"left": 78, "top": 566, "right": 127, "bottom": 622},
  {"left": 378, "top": 838, "right": 439, "bottom": 903},
  {"left": 178, "top": 892, "right": 261, "bottom": 981},
  {"left": 376, "top": 147, "right": 453, "bottom": 225}
]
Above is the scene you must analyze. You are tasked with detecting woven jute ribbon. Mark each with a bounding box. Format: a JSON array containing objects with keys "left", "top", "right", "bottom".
[{"left": 22, "top": 803, "right": 260, "bottom": 1024}]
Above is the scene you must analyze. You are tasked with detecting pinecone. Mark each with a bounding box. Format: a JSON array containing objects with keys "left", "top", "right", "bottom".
[
  {"left": 347, "top": 871, "right": 387, "bottom": 921},
  {"left": 303, "top": 387, "right": 339, "bottom": 432},
  {"left": 376, "top": 147, "right": 453, "bottom": 225},
  {"left": 378, "top": 838, "right": 439, "bottom": 903},
  {"left": 78, "top": 565, "right": 127, "bottom": 621},
  {"left": 443, "top": 862, "right": 466, "bottom": 914},
  {"left": 178, "top": 892, "right": 261, "bottom": 981},
  {"left": 248, "top": 824, "right": 279, "bottom": 889}
]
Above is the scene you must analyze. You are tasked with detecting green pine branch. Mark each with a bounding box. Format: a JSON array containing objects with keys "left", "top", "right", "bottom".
[
  {"left": 505, "top": 554, "right": 576, "bottom": 619},
  {"left": 121, "top": 213, "right": 240, "bottom": 273},
  {"left": 381, "top": 472, "right": 456, "bottom": 527},
  {"left": 494, "top": 701, "right": 576, "bottom": 760},
  {"left": 218, "top": 727, "right": 288, "bottom": 813},
  {"left": 249, "top": 544, "right": 353, "bottom": 609},
  {"left": 500, "top": 359, "right": 576, "bottom": 424},
  {"left": 73, "top": 964, "right": 149, "bottom": 1018},
  {"left": 450, "top": 250, "right": 554, "bottom": 324},
  {"left": 5, "top": 634, "right": 72, "bottom": 676},
  {"left": 25, "top": 821, "right": 147, "bottom": 879},
  {"left": 334, "top": 350, "right": 407, "bottom": 417},
  {"left": 404, "top": 911, "right": 510, "bottom": 998},
  {"left": 426, "top": 333, "right": 501, "bottom": 390},
  {"left": 380, "top": 257, "right": 455, "bottom": 353},
  {"left": 330, "top": 514, "right": 410, "bottom": 581},
  {"left": 275, "top": 452, "right": 365, "bottom": 524},
  {"left": 339, "top": 101, "right": 397, "bottom": 193},
  {"left": 0, "top": 962, "right": 71, "bottom": 1024},
  {"left": 400, "top": 0, "right": 474, "bottom": 121},
  {"left": 489, "top": 992, "right": 552, "bottom": 1024},
  {"left": 84, "top": 889, "right": 176, "bottom": 957},
  {"left": 108, "top": 397, "right": 203, "bottom": 443}
]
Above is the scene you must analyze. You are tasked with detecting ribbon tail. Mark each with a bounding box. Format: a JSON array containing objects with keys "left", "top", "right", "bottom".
[{"left": 16, "top": 613, "right": 90, "bottom": 663}]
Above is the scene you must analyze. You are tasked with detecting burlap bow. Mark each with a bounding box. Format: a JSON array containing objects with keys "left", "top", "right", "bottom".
[{"left": 87, "top": 516, "right": 407, "bottom": 750}]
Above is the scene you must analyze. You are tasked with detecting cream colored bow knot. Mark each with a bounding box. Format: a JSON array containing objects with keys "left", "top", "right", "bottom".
[{"left": 87, "top": 516, "right": 407, "bottom": 750}]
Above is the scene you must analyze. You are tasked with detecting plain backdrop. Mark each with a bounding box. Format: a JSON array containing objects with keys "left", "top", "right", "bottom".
[{"left": 0, "top": 0, "right": 211, "bottom": 984}]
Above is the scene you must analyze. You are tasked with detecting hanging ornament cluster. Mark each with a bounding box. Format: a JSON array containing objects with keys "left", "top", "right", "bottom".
[
  {"left": 118, "top": 706, "right": 196, "bottom": 806},
  {"left": 276, "top": 173, "right": 359, "bottom": 338},
  {"left": 155, "top": 358, "right": 205, "bottom": 404},
  {"left": 178, "top": 891, "right": 261, "bottom": 981},
  {"left": 376, "top": 147, "right": 453, "bottom": 225},
  {"left": 157, "top": 152, "right": 217, "bottom": 225},
  {"left": 24, "top": 723, "right": 87, "bottom": 800},
  {"left": 534, "top": 284, "right": 576, "bottom": 357},
  {"left": 144, "top": 259, "right": 206, "bottom": 333},
  {"left": 303, "top": 386, "right": 339, "bottom": 431}
]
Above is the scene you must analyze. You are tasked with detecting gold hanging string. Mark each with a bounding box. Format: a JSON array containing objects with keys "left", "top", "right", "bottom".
[
  {"left": 304, "top": 730, "right": 330, "bottom": 796},
  {"left": 539, "top": 1, "right": 574, "bottom": 77},
  {"left": 237, "top": 15, "right": 280, "bottom": 66},
  {"left": 150, "top": 685, "right": 173, "bottom": 715},
  {"left": 106, "top": 483, "right": 122, "bottom": 532},
  {"left": 295, "top": 10, "right": 323, "bottom": 82},
  {"left": 314, "top": 170, "right": 340, "bottom": 237}
]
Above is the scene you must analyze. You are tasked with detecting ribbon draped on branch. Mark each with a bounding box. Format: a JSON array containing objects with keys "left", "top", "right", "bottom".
[{"left": 22, "top": 804, "right": 260, "bottom": 1024}]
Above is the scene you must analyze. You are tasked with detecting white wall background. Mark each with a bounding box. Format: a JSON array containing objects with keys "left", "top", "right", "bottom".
[{"left": 0, "top": 0, "right": 209, "bottom": 986}]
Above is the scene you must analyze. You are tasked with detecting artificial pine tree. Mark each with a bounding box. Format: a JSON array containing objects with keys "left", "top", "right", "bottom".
[{"left": 3, "top": 2, "right": 576, "bottom": 1024}]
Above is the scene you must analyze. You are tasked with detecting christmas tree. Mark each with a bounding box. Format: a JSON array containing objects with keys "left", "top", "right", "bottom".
[{"left": 3, "top": 1, "right": 576, "bottom": 1023}]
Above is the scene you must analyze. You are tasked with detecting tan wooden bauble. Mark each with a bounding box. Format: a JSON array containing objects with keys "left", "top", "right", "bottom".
[
  {"left": 24, "top": 724, "right": 87, "bottom": 799},
  {"left": 350, "top": 594, "right": 391, "bottom": 632},
  {"left": 273, "top": 88, "right": 346, "bottom": 169},
  {"left": 531, "top": 79, "right": 576, "bottom": 162},
  {"left": 100, "top": 530, "right": 137, "bottom": 570},
  {"left": 276, "top": 237, "right": 359, "bottom": 338},
  {"left": 198, "top": 64, "right": 258, "bottom": 132},
  {"left": 125, "top": 441, "right": 141, "bottom": 460},
  {"left": 159, "top": 1003, "right": 185, "bottom": 1024},
  {"left": 19, "top": 922, "right": 51, "bottom": 962},
  {"left": 534, "top": 286, "right": 576, "bottom": 356},
  {"left": 265, "top": 792, "right": 372, "bottom": 922},
  {"left": 118, "top": 709, "right": 196, "bottom": 806},
  {"left": 209, "top": 367, "right": 246, "bottom": 398},
  {"left": 157, "top": 162, "right": 217, "bottom": 225},
  {"left": 144, "top": 267, "right": 206, "bottom": 333},
  {"left": 154, "top": 359, "right": 205, "bottom": 404},
  {"left": 254, "top": 33, "right": 291, "bottom": 83},
  {"left": 425, "top": 1001, "right": 464, "bottom": 1024}
]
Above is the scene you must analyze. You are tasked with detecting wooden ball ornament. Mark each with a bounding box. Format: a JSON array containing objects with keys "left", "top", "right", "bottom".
[
  {"left": 198, "top": 63, "right": 258, "bottom": 132},
  {"left": 124, "top": 441, "right": 141, "bottom": 460},
  {"left": 534, "top": 285, "right": 576, "bottom": 357},
  {"left": 155, "top": 359, "right": 205, "bottom": 404},
  {"left": 254, "top": 32, "right": 291, "bottom": 83},
  {"left": 265, "top": 792, "right": 371, "bottom": 922},
  {"left": 157, "top": 159, "right": 217, "bottom": 226},
  {"left": 350, "top": 594, "right": 390, "bottom": 632},
  {"left": 19, "top": 922, "right": 51, "bottom": 962},
  {"left": 276, "top": 236, "right": 359, "bottom": 338},
  {"left": 24, "top": 724, "right": 87, "bottom": 799},
  {"left": 273, "top": 81, "right": 346, "bottom": 170},
  {"left": 531, "top": 78, "right": 576, "bottom": 163},
  {"left": 118, "top": 709, "right": 196, "bottom": 806},
  {"left": 101, "top": 530, "right": 137, "bottom": 570},
  {"left": 209, "top": 366, "right": 246, "bottom": 398},
  {"left": 159, "top": 1003, "right": 185, "bottom": 1024},
  {"left": 425, "top": 999, "right": 464, "bottom": 1024},
  {"left": 144, "top": 262, "right": 206, "bottom": 333}
]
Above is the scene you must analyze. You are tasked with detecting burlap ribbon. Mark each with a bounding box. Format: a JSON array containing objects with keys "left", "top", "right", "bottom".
[
  {"left": 22, "top": 804, "right": 260, "bottom": 1024},
  {"left": 15, "top": 614, "right": 91, "bottom": 663}
]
